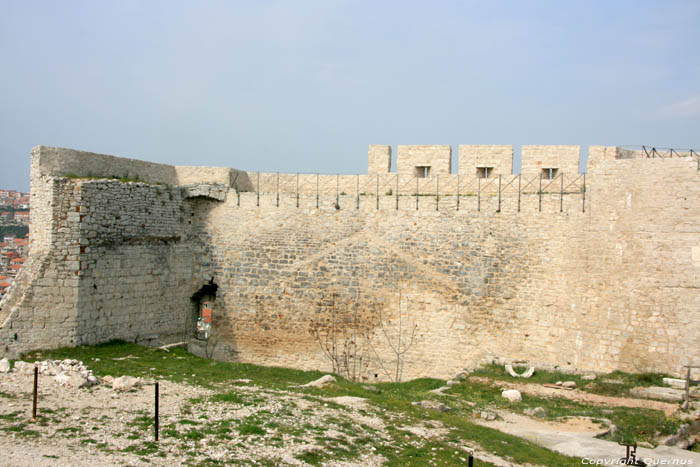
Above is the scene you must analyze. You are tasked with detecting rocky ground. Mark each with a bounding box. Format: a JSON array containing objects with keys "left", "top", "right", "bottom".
[
  {"left": 1, "top": 348, "right": 699, "bottom": 466},
  {"left": 0, "top": 359, "right": 479, "bottom": 466}
]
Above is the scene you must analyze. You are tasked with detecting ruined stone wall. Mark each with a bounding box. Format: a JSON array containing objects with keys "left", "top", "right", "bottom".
[
  {"left": 2, "top": 145, "right": 699, "bottom": 382},
  {"left": 0, "top": 147, "right": 218, "bottom": 357}
]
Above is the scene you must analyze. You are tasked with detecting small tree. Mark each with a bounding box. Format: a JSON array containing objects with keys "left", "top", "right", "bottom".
[
  {"left": 309, "top": 291, "right": 374, "bottom": 381},
  {"left": 370, "top": 289, "right": 418, "bottom": 382}
]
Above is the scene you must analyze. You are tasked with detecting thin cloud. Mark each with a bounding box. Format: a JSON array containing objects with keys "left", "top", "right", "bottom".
[{"left": 661, "top": 96, "right": 700, "bottom": 118}]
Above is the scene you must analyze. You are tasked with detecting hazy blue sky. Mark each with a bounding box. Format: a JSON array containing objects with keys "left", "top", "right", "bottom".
[{"left": 1, "top": 1, "right": 699, "bottom": 191}]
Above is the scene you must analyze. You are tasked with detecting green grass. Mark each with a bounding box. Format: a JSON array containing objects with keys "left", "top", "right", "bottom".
[
  {"left": 470, "top": 363, "right": 672, "bottom": 398},
  {"left": 2, "top": 423, "right": 40, "bottom": 437},
  {"left": 18, "top": 341, "right": 683, "bottom": 466},
  {"left": 24, "top": 340, "right": 326, "bottom": 389}
]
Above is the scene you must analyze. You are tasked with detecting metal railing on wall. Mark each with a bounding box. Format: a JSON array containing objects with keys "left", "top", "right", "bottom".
[
  {"left": 244, "top": 172, "right": 588, "bottom": 213},
  {"left": 618, "top": 145, "right": 700, "bottom": 170}
]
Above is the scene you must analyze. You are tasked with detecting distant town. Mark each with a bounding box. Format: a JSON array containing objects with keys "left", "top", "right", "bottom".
[{"left": 0, "top": 189, "right": 30, "bottom": 300}]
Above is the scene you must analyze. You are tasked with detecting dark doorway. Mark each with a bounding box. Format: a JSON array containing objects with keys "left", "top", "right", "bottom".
[{"left": 191, "top": 280, "right": 218, "bottom": 340}]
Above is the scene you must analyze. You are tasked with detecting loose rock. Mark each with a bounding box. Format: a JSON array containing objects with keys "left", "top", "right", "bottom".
[
  {"left": 300, "top": 375, "right": 336, "bottom": 388},
  {"left": 112, "top": 376, "right": 141, "bottom": 392},
  {"left": 412, "top": 400, "right": 451, "bottom": 412},
  {"left": 502, "top": 389, "right": 522, "bottom": 402},
  {"left": 0, "top": 358, "right": 10, "bottom": 373}
]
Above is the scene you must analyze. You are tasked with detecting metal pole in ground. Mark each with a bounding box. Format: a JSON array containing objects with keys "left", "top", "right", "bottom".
[
  {"left": 32, "top": 366, "right": 38, "bottom": 420},
  {"left": 155, "top": 381, "right": 160, "bottom": 441},
  {"left": 469, "top": 452, "right": 474, "bottom": 466}
]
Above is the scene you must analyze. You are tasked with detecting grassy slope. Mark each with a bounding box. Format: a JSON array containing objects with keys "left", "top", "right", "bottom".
[{"left": 19, "top": 342, "right": 679, "bottom": 466}]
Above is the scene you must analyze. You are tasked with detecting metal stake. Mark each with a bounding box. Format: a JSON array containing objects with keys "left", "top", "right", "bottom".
[
  {"left": 256, "top": 172, "right": 260, "bottom": 207},
  {"left": 538, "top": 175, "right": 542, "bottom": 212},
  {"left": 32, "top": 366, "right": 38, "bottom": 420},
  {"left": 582, "top": 173, "right": 586, "bottom": 213},
  {"left": 155, "top": 381, "right": 160, "bottom": 441},
  {"left": 276, "top": 172, "right": 280, "bottom": 207},
  {"left": 517, "top": 174, "right": 521, "bottom": 212}
]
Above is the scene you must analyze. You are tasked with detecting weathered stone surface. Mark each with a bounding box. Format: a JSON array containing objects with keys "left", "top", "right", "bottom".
[
  {"left": 413, "top": 400, "right": 451, "bottom": 412},
  {"left": 664, "top": 378, "right": 687, "bottom": 388},
  {"left": 524, "top": 407, "right": 546, "bottom": 417},
  {"left": 1, "top": 145, "right": 700, "bottom": 385},
  {"left": 301, "top": 375, "right": 335, "bottom": 388},
  {"left": 502, "top": 389, "right": 522, "bottom": 402},
  {"left": 630, "top": 386, "right": 685, "bottom": 402},
  {"left": 112, "top": 376, "right": 141, "bottom": 392},
  {"left": 13, "top": 361, "right": 35, "bottom": 375},
  {"left": 562, "top": 381, "right": 577, "bottom": 389}
]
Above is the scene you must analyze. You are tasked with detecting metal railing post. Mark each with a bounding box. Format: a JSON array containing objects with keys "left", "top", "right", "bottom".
[
  {"left": 582, "top": 173, "right": 586, "bottom": 213},
  {"left": 477, "top": 176, "right": 481, "bottom": 212},
  {"left": 376, "top": 174, "right": 379, "bottom": 210},
  {"left": 517, "top": 174, "right": 521, "bottom": 212},
  {"left": 396, "top": 174, "right": 399, "bottom": 210},
  {"left": 436, "top": 174, "right": 439, "bottom": 211},
  {"left": 415, "top": 176, "right": 419, "bottom": 210},
  {"left": 560, "top": 173, "right": 564, "bottom": 213},
  {"left": 497, "top": 175, "right": 502, "bottom": 213},
  {"left": 456, "top": 174, "right": 460, "bottom": 211}
]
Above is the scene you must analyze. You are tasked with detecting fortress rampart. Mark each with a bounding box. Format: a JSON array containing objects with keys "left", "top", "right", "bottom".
[{"left": 1, "top": 144, "right": 699, "bottom": 381}]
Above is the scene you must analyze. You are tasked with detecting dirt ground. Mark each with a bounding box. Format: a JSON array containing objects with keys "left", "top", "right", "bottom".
[{"left": 469, "top": 376, "right": 679, "bottom": 415}]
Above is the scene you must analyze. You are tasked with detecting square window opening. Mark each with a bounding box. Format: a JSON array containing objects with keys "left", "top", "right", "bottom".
[
  {"left": 541, "top": 168, "right": 558, "bottom": 180},
  {"left": 476, "top": 167, "right": 494, "bottom": 179},
  {"left": 415, "top": 166, "right": 431, "bottom": 178}
]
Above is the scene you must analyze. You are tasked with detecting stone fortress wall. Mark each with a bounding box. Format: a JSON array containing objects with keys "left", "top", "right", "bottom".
[{"left": 1, "top": 144, "right": 698, "bottom": 382}]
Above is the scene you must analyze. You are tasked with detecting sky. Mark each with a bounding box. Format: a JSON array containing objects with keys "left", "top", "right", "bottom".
[{"left": 1, "top": 0, "right": 699, "bottom": 192}]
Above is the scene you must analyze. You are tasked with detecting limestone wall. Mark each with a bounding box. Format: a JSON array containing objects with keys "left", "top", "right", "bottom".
[
  {"left": 397, "top": 145, "right": 452, "bottom": 176},
  {"left": 192, "top": 153, "right": 700, "bottom": 380},
  {"left": 2, "top": 145, "right": 699, "bottom": 382},
  {"left": 368, "top": 145, "right": 391, "bottom": 174},
  {"left": 0, "top": 147, "right": 222, "bottom": 357},
  {"left": 521, "top": 145, "right": 581, "bottom": 176},
  {"left": 458, "top": 145, "right": 514, "bottom": 176}
]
